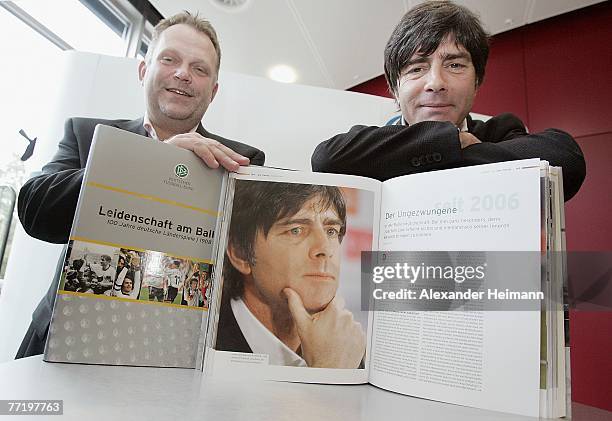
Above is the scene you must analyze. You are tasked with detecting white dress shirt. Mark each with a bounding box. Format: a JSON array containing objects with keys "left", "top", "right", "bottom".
[
  {"left": 143, "top": 113, "right": 198, "bottom": 140},
  {"left": 231, "top": 298, "right": 307, "bottom": 367}
]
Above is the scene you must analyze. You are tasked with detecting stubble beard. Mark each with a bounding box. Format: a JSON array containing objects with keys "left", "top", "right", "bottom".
[
  {"left": 158, "top": 102, "right": 201, "bottom": 132},
  {"left": 147, "top": 90, "right": 205, "bottom": 137}
]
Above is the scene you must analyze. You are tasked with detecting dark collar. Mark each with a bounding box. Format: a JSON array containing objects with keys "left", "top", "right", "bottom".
[
  {"left": 466, "top": 114, "right": 475, "bottom": 132},
  {"left": 113, "top": 117, "right": 147, "bottom": 137}
]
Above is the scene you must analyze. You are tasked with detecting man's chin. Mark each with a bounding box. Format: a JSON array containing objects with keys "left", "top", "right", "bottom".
[
  {"left": 158, "top": 102, "right": 206, "bottom": 120},
  {"left": 160, "top": 109, "right": 197, "bottom": 122},
  {"left": 303, "top": 296, "right": 335, "bottom": 314}
]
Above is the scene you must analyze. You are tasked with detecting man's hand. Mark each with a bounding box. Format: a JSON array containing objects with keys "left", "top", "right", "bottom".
[
  {"left": 165, "top": 133, "right": 250, "bottom": 171},
  {"left": 284, "top": 288, "right": 366, "bottom": 369},
  {"left": 459, "top": 131, "right": 482, "bottom": 149}
]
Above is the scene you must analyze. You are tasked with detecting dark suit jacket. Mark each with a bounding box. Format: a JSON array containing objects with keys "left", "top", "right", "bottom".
[
  {"left": 214, "top": 297, "right": 252, "bottom": 354},
  {"left": 15, "top": 117, "right": 265, "bottom": 358},
  {"left": 311, "top": 113, "right": 586, "bottom": 201}
]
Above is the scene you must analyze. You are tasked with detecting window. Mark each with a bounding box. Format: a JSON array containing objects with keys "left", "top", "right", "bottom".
[
  {"left": 137, "top": 21, "right": 154, "bottom": 60},
  {"left": 16, "top": 0, "right": 127, "bottom": 56},
  {"left": 0, "top": 6, "right": 62, "bottom": 278},
  {"left": 0, "top": 0, "right": 161, "bottom": 279},
  {"left": 0, "top": 187, "right": 16, "bottom": 281}
]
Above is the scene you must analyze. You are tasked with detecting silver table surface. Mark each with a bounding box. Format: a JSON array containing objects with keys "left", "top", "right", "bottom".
[{"left": 0, "top": 356, "right": 610, "bottom": 420}]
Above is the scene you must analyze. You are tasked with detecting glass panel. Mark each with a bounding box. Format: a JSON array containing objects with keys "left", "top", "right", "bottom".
[
  {"left": 16, "top": 0, "right": 127, "bottom": 56},
  {"left": 0, "top": 187, "right": 16, "bottom": 278},
  {"left": 0, "top": 7, "right": 61, "bottom": 277},
  {"left": 137, "top": 38, "right": 148, "bottom": 60},
  {"left": 79, "top": 0, "right": 126, "bottom": 38}
]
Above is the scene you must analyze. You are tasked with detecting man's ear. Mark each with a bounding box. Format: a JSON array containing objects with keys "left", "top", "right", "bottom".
[
  {"left": 226, "top": 245, "right": 252, "bottom": 276},
  {"left": 210, "top": 81, "right": 219, "bottom": 103},
  {"left": 391, "top": 87, "right": 402, "bottom": 114},
  {"left": 138, "top": 60, "right": 147, "bottom": 85}
]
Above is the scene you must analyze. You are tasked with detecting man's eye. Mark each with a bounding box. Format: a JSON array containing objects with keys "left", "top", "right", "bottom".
[
  {"left": 401, "top": 65, "right": 429, "bottom": 79},
  {"left": 194, "top": 67, "right": 207, "bottom": 75},
  {"left": 289, "top": 227, "right": 303, "bottom": 235},
  {"left": 160, "top": 57, "right": 174, "bottom": 63},
  {"left": 326, "top": 227, "right": 340, "bottom": 238},
  {"left": 448, "top": 62, "right": 466, "bottom": 71}
]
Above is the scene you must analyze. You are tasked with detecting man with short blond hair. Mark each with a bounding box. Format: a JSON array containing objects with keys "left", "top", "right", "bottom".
[
  {"left": 147, "top": 11, "right": 221, "bottom": 71},
  {"left": 16, "top": 12, "right": 264, "bottom": 358}
]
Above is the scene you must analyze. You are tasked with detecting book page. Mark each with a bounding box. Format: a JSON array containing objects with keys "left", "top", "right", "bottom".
[
  {"left": 369, "top": 160, "right": 542, "bottom": 417},
  {"left": 549, "top": 167, "right": 568, "bottom": 418},
  {"left": 45, "top": 125, "right": 224, "bottom": 368},
  {"left": 205, "top": 167, "right": 380, "bottom": 384}
]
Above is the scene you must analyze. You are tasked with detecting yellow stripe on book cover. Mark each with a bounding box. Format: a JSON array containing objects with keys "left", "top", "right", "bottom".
[
  {"left": 87, "top": 181, "right": 222, "bottom": 216},
  {"left": 58, "top": 290, "right": 207, "bottom": 311},
  {"left": 69, "top": 236, "right": 214, "bottom": 264}
]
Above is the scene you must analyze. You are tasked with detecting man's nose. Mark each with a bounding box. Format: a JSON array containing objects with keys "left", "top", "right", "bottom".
[
  {"left": 309, "top": 227, "right": 335, "bottom": 259},
  {"left": 423, "top": 64, "right": 447, "bottom": 92},
  {"left": 174, "top": 65, "right": 191, "bottom": 82}
]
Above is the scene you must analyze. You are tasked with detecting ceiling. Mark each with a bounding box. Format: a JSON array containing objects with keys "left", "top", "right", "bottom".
[{"left": 150, "top": 0, "right": 604, "bottom": 90}]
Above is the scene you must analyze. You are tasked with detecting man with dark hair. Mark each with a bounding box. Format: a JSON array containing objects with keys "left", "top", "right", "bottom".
[
  {"left": 185, "top": 277, "right": 204, "bottom": 307},
  {"left": 114, "top": 270, "right": 140, "bottom": 299},
  {"left": 16, "top": 11, "right": 265, "bottom": 358},
  {"left": 312, "top": 1, "right": 585, "bottom": 201},
  {"left": 216, "top": 181, "right": 366, "bottom": 368},
  {"left": 112, "top": 251, "right": 141, "bottom": 299},
  {"left": 63, "top": 258, "right": 85, "bottom": 292}
]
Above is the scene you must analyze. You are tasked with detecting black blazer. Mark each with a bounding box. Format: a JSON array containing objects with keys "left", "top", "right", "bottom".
[
  {"left": 15, "top": 117, "right": 265, "bottom": 358},
  {"left": 312, "top": 113, "right": 585, "bottom": 201}
]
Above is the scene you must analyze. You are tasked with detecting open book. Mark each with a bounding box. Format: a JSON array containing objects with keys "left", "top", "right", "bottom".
[{"left": 45, "top": 125, "right": 568, "bottom": 418}]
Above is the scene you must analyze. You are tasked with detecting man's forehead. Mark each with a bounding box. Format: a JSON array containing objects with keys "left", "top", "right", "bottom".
[
  {"left": 154, "top": 24, "right": 217, "bottom": 62},
  {"left": 157, "top": 24, "right": 207, "bottom": 44},
  {"left": 411, "top": 37, "right": 470, "bottom": 60}
]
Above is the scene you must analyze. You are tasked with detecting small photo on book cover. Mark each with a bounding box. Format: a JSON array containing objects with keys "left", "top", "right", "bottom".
[
  {"left": 138, "top": 253, "right": 212, "bottom": 308},
  {"left": 60, "top": 240, "right": 212, "bottom": 309}
]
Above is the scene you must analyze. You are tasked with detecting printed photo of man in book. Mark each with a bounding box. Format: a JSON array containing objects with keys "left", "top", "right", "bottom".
[
  {"left": 61, "top": 241, "right": 118, "bottom": 295},
  {"left": 163, "top": 259, "right": 185, "bottom": 304},
  {"left": 180, "top": 263, "right": 212, "bottom": 308},
  {"left": 184, "top": 277, "right": 205, "bottom": 307},
  {"left": 137, "top": 253, "right": 206, "bottom": 307},
  {"left": 215, "top": 181, "right": 366, "bottom": 368},
  {"left": 111, "top": 249, "right": 144, "bottom": 299}
]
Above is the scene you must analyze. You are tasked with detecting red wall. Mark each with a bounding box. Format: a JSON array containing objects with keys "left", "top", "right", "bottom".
[{"left": 350, "top": 2, "right": 612, "bottom": 411}]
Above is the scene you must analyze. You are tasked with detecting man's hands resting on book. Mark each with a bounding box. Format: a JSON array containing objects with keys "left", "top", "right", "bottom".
[
  {"left": 284, "top": 288, "right": 366, "bottom": 369},
  {"left": 165, "top": 133, "right": 250, "bottom": 171}
]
